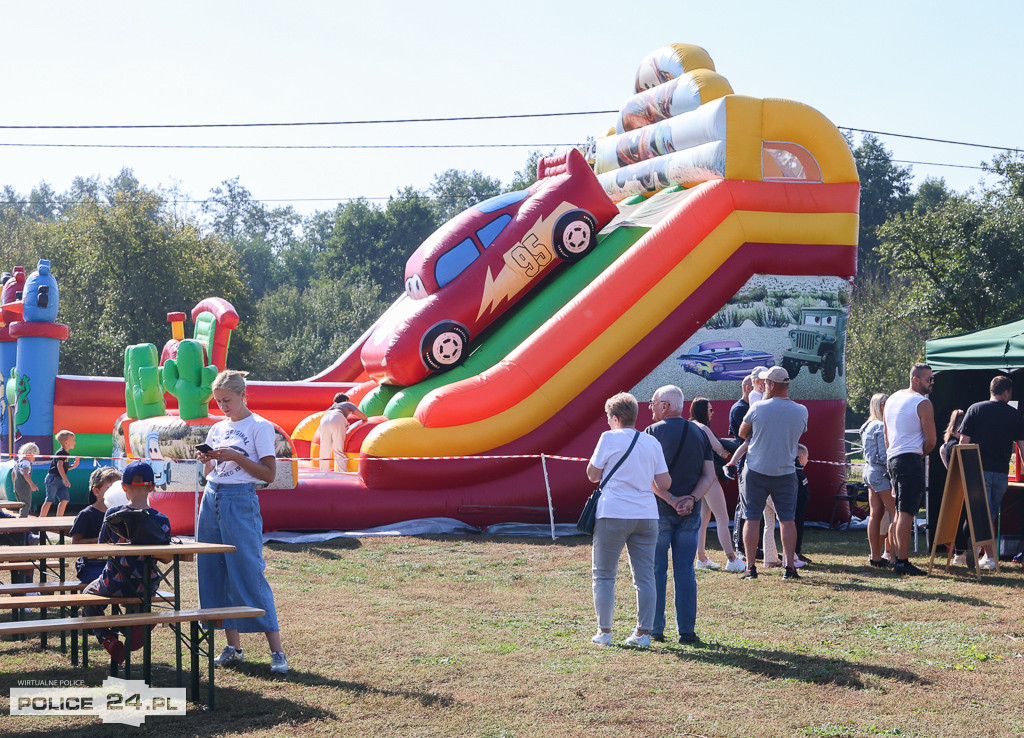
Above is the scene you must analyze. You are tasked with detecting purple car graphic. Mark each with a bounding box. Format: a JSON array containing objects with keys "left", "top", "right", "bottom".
[{"left": 676, "top": 340, "right": 774, "bottom": 381}]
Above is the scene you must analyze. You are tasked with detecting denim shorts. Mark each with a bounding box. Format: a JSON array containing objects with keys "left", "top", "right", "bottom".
[
  {"left": 864, "top": 464, "right": 891, "bottom": 493},
  {"left": 740, "top": 468, "right": 798, "bottom": 521},
  {"left": 196, "top": 481, "right": 280, "bottom": 633},
  {"left": 44, "top": 473, "right": 70, "bottom": 503}
]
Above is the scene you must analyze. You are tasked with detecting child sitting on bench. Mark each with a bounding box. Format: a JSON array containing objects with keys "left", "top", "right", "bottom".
[{"left": 84, "top": 460, "right": 171, "bottom": 664}]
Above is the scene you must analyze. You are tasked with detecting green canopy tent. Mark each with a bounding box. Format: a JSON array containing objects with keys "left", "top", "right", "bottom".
[
  {"left": 926, "top": 317, "right": 1024, "bottom": 372},
  {"left": 925, "top": 318, "right": 1024, "bottom": 557}
]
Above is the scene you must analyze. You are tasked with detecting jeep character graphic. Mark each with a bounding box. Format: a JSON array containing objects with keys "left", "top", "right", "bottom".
[{"left": 780, "top": 307, "right": 847, "bottom": 383}]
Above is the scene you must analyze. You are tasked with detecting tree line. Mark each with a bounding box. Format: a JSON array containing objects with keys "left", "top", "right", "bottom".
[
  {"left": 0, "top": 143, "right": 1021, "bottom": 419},
  {"left": 0, "top": 156, "right": 543, "bottom": 381}
]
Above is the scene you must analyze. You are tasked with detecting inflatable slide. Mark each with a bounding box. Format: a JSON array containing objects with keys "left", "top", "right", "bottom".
[{"left": 4, "top": 44, "right": 859, "bottom": 534}]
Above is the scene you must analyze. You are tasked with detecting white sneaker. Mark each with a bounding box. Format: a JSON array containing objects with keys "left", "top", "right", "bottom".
[
  {"left": 725, "top": 556, "right": 746, "bottom": 572},
  {"left": 979, "top": 555, "right": 997, "bottom": 570},
  {"left": 591, "top": 631, "right": 612, "bottom": 646},
  {"left": 695, "top": 558, "right": 721, "bottom": 570},
  {"left": 214, "top": 646, "right": 244, "bottom": 666},
  {"left": 624, "top": 631, "right": 651, "bottom": 648},
  {"left": 952, "top": 553, "right": 967, "bottom": 566},
  {"left": 270, "top": 651, "right": 289, "bottom": 674},
  {"left": 792, "top": 558, "right": 807, "bottom": 569}
]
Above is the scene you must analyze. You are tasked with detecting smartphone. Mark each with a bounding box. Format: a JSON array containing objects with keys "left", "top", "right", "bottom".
[{"left": 195, "top": 443, "right": 214, "bottom": 454}]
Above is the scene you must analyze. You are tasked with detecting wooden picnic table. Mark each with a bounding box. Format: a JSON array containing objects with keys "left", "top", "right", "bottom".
[
  {"left": 0, "top": 516, "right": 76, "bottom": 544},
  {"left": 0, "top": 501, "right": 25, "bottom": 510},
  {"left": 0, "top": 541, "right": 236, "bottom": 686}
]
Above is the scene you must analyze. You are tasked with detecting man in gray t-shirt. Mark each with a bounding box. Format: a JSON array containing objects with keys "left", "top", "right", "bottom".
[{"left": 737, "top": 367, "right": 808, "bottom": 580}]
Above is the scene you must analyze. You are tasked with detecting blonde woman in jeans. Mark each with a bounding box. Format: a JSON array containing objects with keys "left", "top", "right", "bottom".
[{"left": 586, "top": 392, "right": 672, "bottom": 648}]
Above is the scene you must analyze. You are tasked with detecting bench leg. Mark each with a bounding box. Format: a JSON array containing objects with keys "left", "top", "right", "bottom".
[
  {"left": 190, "top": 621, "right": 200, "bottom": 704},
  {"left": 70, "top": 607, "right": 79, "bottom": 666}
]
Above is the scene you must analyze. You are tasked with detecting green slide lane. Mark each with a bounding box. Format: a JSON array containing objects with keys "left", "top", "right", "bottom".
[
  {"left": 383, "top": 223, "right": 651, "bottom": 419},
  {"left": 360, "top": 382, "right": 403, "bottom": 417}
]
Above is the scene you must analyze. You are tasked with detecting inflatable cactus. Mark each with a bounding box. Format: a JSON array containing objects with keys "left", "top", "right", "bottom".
[
  {"left": 6, "top": 367, "right": 30, "bottom": 428},
  {"left": 124, "top": 343, "right": 166, "bottom": 420},
  {"left": 161, "top": 339, "right": 216, "bottom": 421}
]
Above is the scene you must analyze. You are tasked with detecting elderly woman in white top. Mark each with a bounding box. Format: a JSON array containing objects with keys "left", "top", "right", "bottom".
[{"left": 587, "top": 392, "right": 672, "bottom": 648}]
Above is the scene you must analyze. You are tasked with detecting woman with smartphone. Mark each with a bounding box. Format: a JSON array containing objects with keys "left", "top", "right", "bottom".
[{"left": 195, "top": 370, "right": 289, "bottom": 675}]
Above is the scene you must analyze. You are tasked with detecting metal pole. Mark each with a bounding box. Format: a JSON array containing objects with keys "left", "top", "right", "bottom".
[{"left": 540, "top": 454, "right": 556, "bottom": 541}]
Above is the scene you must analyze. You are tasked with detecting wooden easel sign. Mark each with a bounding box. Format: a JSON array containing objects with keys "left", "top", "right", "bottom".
[{"left": 928, "top": 444, "right": 997, "bottom": 580}]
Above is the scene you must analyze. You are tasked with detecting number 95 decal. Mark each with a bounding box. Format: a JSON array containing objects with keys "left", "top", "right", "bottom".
[{"left": 505, "top": 234, "right": 553, "bottom": 279}]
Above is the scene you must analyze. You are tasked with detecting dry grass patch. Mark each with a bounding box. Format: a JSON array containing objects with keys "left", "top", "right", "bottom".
[{"left": 1, "top": 529, "right": 1023, "bottom": 737}]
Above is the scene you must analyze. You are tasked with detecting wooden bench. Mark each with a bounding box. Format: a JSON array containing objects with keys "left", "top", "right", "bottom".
[
  {"left": 0, "top": 562, "right": 36, "bottom": 572},
  {"left": 0, "top": 580, "right": 86, "bottom": 595},
  {"left": 0, "top": 606, "right": 265, "bottom": 707}
]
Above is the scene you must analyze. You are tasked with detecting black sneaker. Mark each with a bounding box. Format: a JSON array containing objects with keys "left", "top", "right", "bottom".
[
  {"left": 893, "top": 560, "right": 926, "bottom": 577},
  {"left": 868, "top": 558, "right": 888, "bottom": 568},
  {"left": 740, "top": 566, "right": 758, "bottom": 580},
  {"left": 678, "top": 632, "right": 700, "bottom": 644},
  {"left": 651, "top": 633, "right": 665, "bottom": 643},
  {"left": 782, "top": 566, "right": 800, "bottom": 580}
]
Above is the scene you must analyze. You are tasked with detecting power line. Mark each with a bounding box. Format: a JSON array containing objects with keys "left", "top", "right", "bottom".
[
  {"left": 840, "top": 126, "right": 1022, "bottom": 153},
  {"left": 0, "top": 110, "right": 618, "bottom": 130},
  {"left": 0, "top": 142, "right": 575, "bottom": 150}
]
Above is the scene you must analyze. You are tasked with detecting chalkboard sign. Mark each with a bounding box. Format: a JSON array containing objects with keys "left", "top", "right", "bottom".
[
  {"left": 928, "top": 444, "right": 997, "bottom": 579},
  {"left": 959, "top": 445, "right": 993, "bottom": 543}
]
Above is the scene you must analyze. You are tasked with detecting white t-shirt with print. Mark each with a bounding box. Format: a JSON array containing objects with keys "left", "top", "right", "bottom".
[
  {"left": 589, "top": 428, "right": 668, "bottom": 520},
  {"left": 204, "top": 413, "right": 276, "bottom": 485}
]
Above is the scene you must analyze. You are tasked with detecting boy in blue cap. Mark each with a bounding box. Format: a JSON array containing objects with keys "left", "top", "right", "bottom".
[{"left": 83, "top": 460, "right": 171, "bottom": 663}]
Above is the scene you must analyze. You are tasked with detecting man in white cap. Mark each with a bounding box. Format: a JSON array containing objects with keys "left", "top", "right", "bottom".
[{"left": 736, "top": 366, "right": 808, "bottom": 581}]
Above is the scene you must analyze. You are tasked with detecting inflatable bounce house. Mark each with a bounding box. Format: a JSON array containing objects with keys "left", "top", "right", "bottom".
[{"left": 2, "top": 44, "right": 858, "bottom": 534}]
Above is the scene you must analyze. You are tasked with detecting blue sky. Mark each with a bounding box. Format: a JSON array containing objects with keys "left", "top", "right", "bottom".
[{"left": 1, "top": 1, "right": 1020, "bottom": 215}]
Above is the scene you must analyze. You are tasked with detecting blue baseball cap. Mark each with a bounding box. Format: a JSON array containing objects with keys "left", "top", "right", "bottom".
[{"left": 123, "top": 460, "right": 156, "bottom": 486}]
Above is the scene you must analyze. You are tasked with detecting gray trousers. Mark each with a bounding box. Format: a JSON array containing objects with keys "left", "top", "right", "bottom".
[{"left": 591, "top": 517, "right": 658, "bottom": 631}]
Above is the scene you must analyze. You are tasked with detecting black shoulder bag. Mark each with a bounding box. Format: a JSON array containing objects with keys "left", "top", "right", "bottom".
[{"left": 577, "top": 431, "right": 641, "bottom": 535}]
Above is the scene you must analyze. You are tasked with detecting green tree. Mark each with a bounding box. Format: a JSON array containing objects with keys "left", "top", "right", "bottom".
[
  {"left": 877, "top": 171, "right": 1024, "bottom": 336},
  {"left": 31, "top": 177, "right": 252, "bottom": 376},
  {"left": 845, "top": 273, "right": 926, "bottom": 416},
  {"left": 429, "top": 169, "right": 503, "bottom": 224},
  {"left": 848, "top": 133, "right": 914, "bottom": 276},
  {"left": 249, "top": 277, "right": 387, "bottom": 380},
  {"left": 316, "top": 189, "right": 439, "bottom": 293}
]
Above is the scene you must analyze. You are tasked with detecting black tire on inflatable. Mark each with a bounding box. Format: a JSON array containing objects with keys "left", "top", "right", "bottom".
[
  {"left": 821, "top": 350, "right": 837, "bottom": 383},
  {"left": 552, "top": 209, "right": 597, "bottom": 262},
  {"left": 782, "top": 357, "right": 800, "bottom": 380},
  {"left": 422, "top": 321, "right": 470, "bottom": 373}
]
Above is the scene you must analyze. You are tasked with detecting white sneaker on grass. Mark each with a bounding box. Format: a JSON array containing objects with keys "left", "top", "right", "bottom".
[
  {"left": 979, "top": 555, "right": 997, "bottom": 570},
  {"left": 591, "top": 631, "right": 612, "bottom": 646},
  {"left": 725, "top": 557, "right": 746, "bottom": 572},
  {"left": 695, "top": 558, "right": 721, "bottom": 570},
  {"left": 952, "top": 552, "right": 967, "bottom": 566},
  {"left": 270, "top": 651, "right": 289, "bottom": 674},
  {"left": 624, "top": 631, "right": 651, "bottom": 648},
  {"left": 214, "top": 646, "right": 244, "bottom": 666}
]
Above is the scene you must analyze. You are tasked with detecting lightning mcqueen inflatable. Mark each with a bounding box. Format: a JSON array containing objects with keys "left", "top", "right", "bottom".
[{"left": 361, "top": 149, "right": 618, "bottom": 386}]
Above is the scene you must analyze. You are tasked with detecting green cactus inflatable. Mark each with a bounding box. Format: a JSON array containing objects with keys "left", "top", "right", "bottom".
[
  {"left": 124, "top": 343, "right": 166, "bottom": 420},
  {"left": 6, "top": 367, "right": 31, "bottom": 427},
  {"left": 162, "top": 339, "right": 216, "bottom": 421}
]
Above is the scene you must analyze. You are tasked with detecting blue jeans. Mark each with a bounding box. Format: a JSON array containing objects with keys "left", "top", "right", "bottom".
[
  {"left": 653, "top": 508, "right": 701, "bottom": 638},
  {"left": 197, "top": 481, "right": 280, "bottom": 633},
  {"left": 983, "top": 471, "right": 1009, "bottom": 525}
]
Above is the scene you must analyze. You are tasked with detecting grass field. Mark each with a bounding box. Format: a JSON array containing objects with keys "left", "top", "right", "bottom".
[{"left": 1, "top": 528, "right": 1023, "bottom": 737}]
